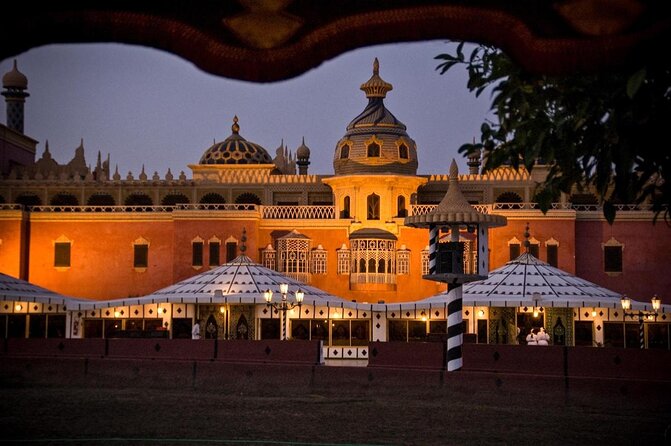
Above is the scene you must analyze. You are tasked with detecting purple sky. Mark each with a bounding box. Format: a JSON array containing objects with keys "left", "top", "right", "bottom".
[{"left": 1, "top": 41, "right": 493, "bottom": 177}]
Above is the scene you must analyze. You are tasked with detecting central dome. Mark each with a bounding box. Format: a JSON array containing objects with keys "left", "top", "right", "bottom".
[
  {"left": 333, "top": 59, "right": 418, "bottom": 176},
  {"left": 199, "top": 116, "right": 273, "bottom": 165}
]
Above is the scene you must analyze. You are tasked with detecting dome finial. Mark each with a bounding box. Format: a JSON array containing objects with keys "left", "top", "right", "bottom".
[
  {"left": 360, "top": 58, "right": 392, "bottom": 98},
  {"left": 523, "top": 222, "right": 531, "bottom": 251},
  {"left": 232, "top": 115, "right": 240, "bottom": 134},
  {"left": 449, "top": 158, "right": 459, "bottom": 180},
  {"left": 240, "top": 228, "right": 247, "bottom": 254}
]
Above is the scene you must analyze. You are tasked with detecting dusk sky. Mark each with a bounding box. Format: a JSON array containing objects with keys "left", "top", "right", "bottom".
[{"left": 0, "top": 40, "right": 493, "bottom": 177}]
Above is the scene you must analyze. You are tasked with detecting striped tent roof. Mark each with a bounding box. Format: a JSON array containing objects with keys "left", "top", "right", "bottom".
[
  {"left": 0, "top": 272, "right": 85, "bottom": 306},
  {"left": 418, "top": 253, "right": 666, "bottom": 312},
  {"left": 78, "top": 255, "right": 352, "bottom": 309}
]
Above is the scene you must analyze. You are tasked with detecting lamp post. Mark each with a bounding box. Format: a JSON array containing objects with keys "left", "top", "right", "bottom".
[
  {"left": 620, "top": 294, "right": 661, "bottom": 349},
  {"left": 264, "top": 283, "right": 304, "bottom": 340}
]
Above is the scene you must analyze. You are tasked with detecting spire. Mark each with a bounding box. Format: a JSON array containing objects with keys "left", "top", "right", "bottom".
[
  {"left": 240, "top": 228, "right": 247, "bottom": 254},
  {"left": 360, "top": 58, "right": 393, "bottom": 99},
  {"left": 523, "top": 222, "right": 531, "bottom": 252},
  {"left": 231, "top": 115, "right": 240, "bottom": 134}
]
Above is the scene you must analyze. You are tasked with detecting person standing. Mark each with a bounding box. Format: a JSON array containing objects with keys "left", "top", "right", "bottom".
[{"left": 192, "top": 319, "right": 201, "bottom": 340}]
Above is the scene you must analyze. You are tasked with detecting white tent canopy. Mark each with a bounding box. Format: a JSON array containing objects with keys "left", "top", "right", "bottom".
[
  {"left": 0, "top": 271, "right": 86, "bottom": 307},
  {"left": 80, "top": 255, "right": 357, "bottom": 310},
  {"left": 416, "top": 253, "right": 667, "bottom": 313}
]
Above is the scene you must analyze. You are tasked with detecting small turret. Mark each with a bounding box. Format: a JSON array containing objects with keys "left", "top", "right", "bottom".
[
  {"left": 296, "top": 137, "right": 310, "bottom": 175},
  {"left": 2, "top": 60, "right": 29, "bottom": 133}
]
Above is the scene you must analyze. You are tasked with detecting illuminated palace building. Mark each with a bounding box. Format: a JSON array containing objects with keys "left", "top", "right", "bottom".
[{"left": 1, "top": 59, "right": 670, "bottom": 358}]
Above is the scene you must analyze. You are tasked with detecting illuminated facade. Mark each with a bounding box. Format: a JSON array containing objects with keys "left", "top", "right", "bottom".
[{"left": 1, "top": 59, "right": 671, "bottom": 354}]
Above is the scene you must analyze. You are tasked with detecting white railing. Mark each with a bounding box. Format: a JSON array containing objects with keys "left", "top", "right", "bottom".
[
  {"left": 491, "top": 202, "right": 573, "bottom": 210},
  {"left": 262, "top": 205, "right": 335, "bottom": 219},
  {"left": 174, "top": 203, "right": 258, "bottom": 211},
  {"left": 409, "top": 204, "right": 437, "bottom": 216},
  {"left": 0, "top": 204, "right": 24, "bottom": 211},
  {"left": 350, "top": 273, "right": 396, "bottom": 285},
  {"left": 28, "top": 205, "right": 176, "bottom": 212}
]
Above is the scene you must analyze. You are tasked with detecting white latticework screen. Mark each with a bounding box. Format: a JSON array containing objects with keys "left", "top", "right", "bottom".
[
  {"left": 337, "top": 247, "right": 350, "bottom": 275},
  {"left": 350, "top": 238, "right": 396, "bottom": 284},
  {"left": 277, "top": 237, "right": 311, "bottom": 282},
  {"left": 396, "top": 249, "right": 410, "bottom": 275},
  {"left": 311, "top": 248, "right": 327, "bottom": 275}
]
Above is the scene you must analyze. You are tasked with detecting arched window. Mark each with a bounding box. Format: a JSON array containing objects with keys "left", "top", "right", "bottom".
[
  {"left": 199, "top": 193, "right": 226, "bottom": 204},
  {"left": 124, "top": 194, "right": 153, "bottom": 206},
  {"left": 398, "top": 143, "right": 408, "bottom": 159},
  {"left": 367, "top": 193, "right": 380, "bottom": 220},
  {"left": 161, "top": 194, "right": 190, "bottom": 206},
  {"left": 235, "top": 192, "right": 261, "bottom": 205},
  {"left": 378, "top": 259, "right": 385, "bottom": 273},
  {"left": 396, "top": 195, "right": 407, "bottom": 217},
  {"left": 50, "top": 193, "right": 79, "bottom": 206},
  {"left": 340, "top": 144, "right": 350, "bottom": 159},
  {"left": 87, "top": 194, "right": 115, "bottom": 206},
  {"left": 342, "top": 195, "right": 351, "bottom": 218},
  {"left": 495, "top": 192, "right": 523, "bottom": 204},
  {"left": 508, "top": 237, "right": 521, "bottom": 260},
  {"left": 15, "top": 194, "right": 42, "bottom": 207},
  {"left": 367, "top": 142, "right": 380, "bottom": 157},
  {"left": 359, "top": 258, "right": 366, "bottom": 273}
]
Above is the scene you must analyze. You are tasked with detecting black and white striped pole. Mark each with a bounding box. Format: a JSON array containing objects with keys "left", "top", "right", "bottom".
[
  {"left": 405, "top": 159, "right": 507, "bottom": 372},
  {"left": 428, "top": 224, "right": 438, "bottom": 275}
]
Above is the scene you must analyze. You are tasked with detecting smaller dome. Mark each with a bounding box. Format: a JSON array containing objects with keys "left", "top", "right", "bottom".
[
  {"left": 2, "top": 60, "right": 28, "bottom": 89},
  {"left": 296, "top": 137, "right": 310, "bottom": 160},
  {"left": 199, "top": 116, "right": 273, "bottom": 165}
]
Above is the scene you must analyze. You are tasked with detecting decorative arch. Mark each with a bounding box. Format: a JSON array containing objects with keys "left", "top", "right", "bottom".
[
  {"left": 235, "top": 192, "right": 261, "bottom": 205},
  {"left": 0, "top": 195, "right": 5, "bottom": 204},
  {"left": 396, "top": 195, "right": 407, "bottom": 217},
  {"left": 365, "top": 136, "right": 382, "bottom": 157},
  {"left": 50, "top": 193, "right": 79, "bottom": 206},
  {"left": 124, "top": 193, "right": 153, "bottom": 206},
  {"left": 342, "top": 195, "right": 351, "bottom": 219},
  {"left": 495, "top": 192, "right": 523, "bottom": 203},
  {"left": 15, "top": 193, "right": 42, "bottom": 207},
  {"left": 161, "top": 193, "right": 190, "bottom": 206},
  {"left": 199, "top": 192, "right": 226, "bottom": 204},
  {"left": 339, "top": 143, "right": 350, "bottom": 159},
  {"left": 367, "top": 193, "right": 380, "bottom": 220},
  {"left": 87, "top": 193, "right": 116, "bottom": 206},
  {"left": 396, "top": 139, "right": 410, "bottom": 160}
]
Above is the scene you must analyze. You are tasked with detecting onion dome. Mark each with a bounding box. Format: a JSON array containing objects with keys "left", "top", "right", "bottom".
[
  {"left": 199, "top": 116, "right": 273, "bottom": 165},
  {"left": 2, "top": 60, "right": 28, "bottom": 89},
  {"left": 349, "top": 228, "right": 397, "bottom": 241},
  {"left": 334, "top": 58, "right": 418, "bottom": 176},
  {"left": 296, "top": 137, "right": 310, "bottom": 160}
]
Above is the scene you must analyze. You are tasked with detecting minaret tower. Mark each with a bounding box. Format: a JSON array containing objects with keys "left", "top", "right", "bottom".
[
  {"left": 2, "top": 60, "right": 29, "bottom": 133},
  {"left": 296, "top": 137, "right": 310, "bottom": 175}
]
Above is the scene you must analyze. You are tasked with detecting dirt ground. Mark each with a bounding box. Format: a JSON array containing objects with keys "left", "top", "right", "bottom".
[{"left": 1, "top": 382, "right": 669, "bottom": 446}]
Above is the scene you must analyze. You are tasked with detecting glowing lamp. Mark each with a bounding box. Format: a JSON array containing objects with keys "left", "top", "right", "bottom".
[
  {"left": 652, "top": 295, "right": 661, "bottom": 312},
  {"left": 280, "top": 283, "right": 289, "bottom": 295},
  {"left": 295, "top": 289, "right": 304, "bottom": 304},
  {"left": 620, "top": 295, "right": 631, "bottom": 311},
  {"left": 264, "top": 289, "right": 273, "bottom": 303}
]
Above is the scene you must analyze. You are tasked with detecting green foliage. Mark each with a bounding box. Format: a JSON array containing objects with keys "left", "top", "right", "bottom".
[{"left": 436, "top": 44, "right": 671, "bottom": 224}]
